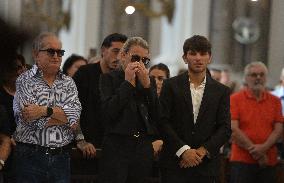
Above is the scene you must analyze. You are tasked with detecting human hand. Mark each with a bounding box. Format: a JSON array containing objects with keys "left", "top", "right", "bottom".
[
  {"left": 179, "top": 149, "right": 202, "bottom": 168},
  {"left": 76, "top": 140, "right": 96, "bottom": 159},
  {"left": 136, "top": 61, "right": 150, "bottom": 88},
  {"left": 196, "top": 146, "right": 208, "bottom": 160},
  {"left": 125, "top": 62, "right": 139, "bottom": 86},
  {"left": 248, "top": 144, "right": 267, "bottom": 160},
  {"left": 152, "top": 140, "right": 163, "bottom": 156},
  {"left": 258, "top": 154, "right": 268, "bottom": 167},
  {"left": 22, "top": 104, "right": 46, "bottom": 122}
]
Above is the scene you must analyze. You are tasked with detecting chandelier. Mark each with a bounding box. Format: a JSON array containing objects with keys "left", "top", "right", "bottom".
[{"left": 119, "top": 0, "right": 175, "bottom": 23}]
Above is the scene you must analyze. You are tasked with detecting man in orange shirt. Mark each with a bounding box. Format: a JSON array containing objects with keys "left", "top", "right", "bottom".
[{"left": 230, "top": 62, "right": 283, "bottom": 183}]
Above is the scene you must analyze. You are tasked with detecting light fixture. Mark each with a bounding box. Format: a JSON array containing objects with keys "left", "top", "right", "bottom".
[
  {"left": 125, "top": 5, "right": 135, "bottom": 15},
  {"left": 120, "top": 0, "right": 175, "bottom": 23}
]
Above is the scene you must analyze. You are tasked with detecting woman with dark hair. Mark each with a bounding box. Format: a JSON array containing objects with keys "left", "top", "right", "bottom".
[
  {"left": 149, "top": 63, "right": 170, "bottom": 97},
  {"left": 0, "top": 53, "right": 26, "bottom": 182},
  {"left": 0, "top": 54, "right": 26, "bottom": 134},
  {"left": 62, "top": 54, "right": 87, "bottom": 77},
  {"left": 149, "top": 63, "right": 170, "bottom": 177}
]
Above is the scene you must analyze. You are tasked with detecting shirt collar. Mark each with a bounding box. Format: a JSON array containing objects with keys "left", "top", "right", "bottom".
[
  {"left": 244, "top": 88, "right": 267, "bottom": 101},
  {"left": 189, "top": 75, "right": 207, "bottom": 88},
  {"left": 30, "top": 64, "right": 64, "bottom": 80}
]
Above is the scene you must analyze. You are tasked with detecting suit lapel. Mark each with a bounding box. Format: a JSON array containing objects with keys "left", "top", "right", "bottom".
[
  {"left": 180, "top": 73, "right": 195, "bottom": 125},
  {"left": 195, "top": 75, "right": 214, "bottom": 125}
]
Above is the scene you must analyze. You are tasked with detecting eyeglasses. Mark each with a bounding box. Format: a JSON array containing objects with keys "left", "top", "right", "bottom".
[
  {"left": 130, "top": 54, "right": 150, "bottom": 65},
  {"left": 248, "top": 72, "right": 265, "bottom": 78},
  {"left": 39, "top": 48, "right": 65, "bottom": 57}
]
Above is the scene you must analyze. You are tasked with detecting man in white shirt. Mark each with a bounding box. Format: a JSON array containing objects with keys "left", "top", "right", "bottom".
[{"left": 159, "top": 35, "right": 231, "bottom": 183}]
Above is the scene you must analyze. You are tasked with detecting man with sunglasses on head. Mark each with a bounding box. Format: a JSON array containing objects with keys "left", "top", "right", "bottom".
[
  {"left": 12, "top": 32, "right": 81, "bottom": 183},
  {"left": 230, "top": 62, "right": 283, "bottom": 183},
  {"left": 98, "top": 37, "right": 159, "bottom": 183},
  {"left": 72, "top": 33, "right": 127, "bottom": 159},
  {"left": 158, "top": 35, "right": 231, "bottom": 183}
]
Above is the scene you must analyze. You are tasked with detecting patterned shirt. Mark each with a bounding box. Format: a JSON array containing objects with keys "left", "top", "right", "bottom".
[{"left": 13, "top": 65, "right": 81, "bottom": 147}]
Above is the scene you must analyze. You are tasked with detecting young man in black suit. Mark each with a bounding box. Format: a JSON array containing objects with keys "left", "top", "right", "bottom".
[
  {"left": 159, "top": 35, "right": 231, "bottom": 183},
  {"left": 73, "top": 33, "right": 127, "bottom": 157}
]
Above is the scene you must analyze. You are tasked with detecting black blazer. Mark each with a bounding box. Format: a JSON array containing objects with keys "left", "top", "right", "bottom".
[
  {"left": 99, "top": 69, "right": 159, "bottom": 137},
  {"left": 159, "top": 72, "right": 231, "bottom": 176},
  {"left": 73, "top": 63, "right": 104, "bottom": 147}
]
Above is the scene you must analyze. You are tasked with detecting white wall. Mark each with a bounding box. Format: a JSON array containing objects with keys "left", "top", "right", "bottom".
[
  {"left": 150, "top": 0, "right": 211, "bottom": 76},
  {"left": 59, "top": 0, "right": 101, "bottom": 64},
  {"left": 0, "top": 0, "right": 21, "bottom": 24}
]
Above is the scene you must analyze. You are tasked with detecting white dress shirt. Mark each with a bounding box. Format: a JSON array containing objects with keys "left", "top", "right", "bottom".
[{"left": 176, "top": 76, "right": 206, "bottom": 157}]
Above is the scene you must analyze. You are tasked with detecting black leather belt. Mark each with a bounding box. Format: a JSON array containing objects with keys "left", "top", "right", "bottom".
[{"left": 17, "top": 142, "right": 72, "bottom": 155}]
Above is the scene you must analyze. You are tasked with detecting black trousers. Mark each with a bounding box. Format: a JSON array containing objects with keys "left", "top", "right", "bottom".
[
  {"left": 161, "top": 167, "right": 217, "bottom": 183},
  {"left": 98, "top": 134, "right": 154, "bottom": 183},
  {"left": 230, "top": 162, "right": 276, "bottom": 183}
]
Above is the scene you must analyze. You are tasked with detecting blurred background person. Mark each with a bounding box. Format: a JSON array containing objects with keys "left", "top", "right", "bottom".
[
  {"left": 149, "top": 63, "right": 170, "bottom": 178},
  {"left": 0, "top": 17, "right": 30, "bottom": 183},
  {"left": 149, "top": 63, "right": 170, "bottom": 97},
  {"left": 272, "top": 67, "right": 284, "bottom": 115},
  {"left": 271, "top": 67, "right": 284, "bottom": 160},
  {"left": 0, "top": 54, "right": 26, "bottom": 182},
  {"left": 220, "top": 69, "right": 240, "bottom": 95},
  {"left": 209, "top": 67, "right": 221, "bottom": 82},
  {"left": 230, "top": 62, "right": 283, "bottom": 183},
  {"left": 0, "top": 106, "right": 12, "bottom": 183},
  {"left": 0, "top": 54, "right": 27, "bottom": 135},
  {"left": 62, "top": 54, "right": 88, "bottom": 77}
]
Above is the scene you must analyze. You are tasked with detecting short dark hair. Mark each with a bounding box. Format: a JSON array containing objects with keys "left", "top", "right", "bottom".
[
  {"left": 101, "top": 33, "right": 128, "bottom": 48},
  {"left": 62, "top": 54, "right": 87, "bottom": 75},
  {"left": 183, "top": 35, "right": 211, "bottom": 56},
  {"left": 149, "top": 63, "right": 170, "bottom": 79}
]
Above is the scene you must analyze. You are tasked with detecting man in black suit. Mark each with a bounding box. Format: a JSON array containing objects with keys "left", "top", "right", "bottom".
[
  {"left": 159, "top": 35, "right": 231, "bottom": 183},
  {"left": 98, "top": 37, "right": 159, "bottom": 183},
  {"left": 73, "top": 33, "right": 127, "bottom": 157}
]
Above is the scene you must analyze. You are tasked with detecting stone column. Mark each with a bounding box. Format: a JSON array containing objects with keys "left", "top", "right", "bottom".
[
  {"left": 209, "top": 0, "right": 234, "bottom": 68},
  {"left": 231, "top": 0, "right": 270, "bottom": 71},
  {"left": 267, "top": 0, "right": 284, "bottom": 88},
  {"left": 59, "top": 0, "right": 101, "bottom": 60}
]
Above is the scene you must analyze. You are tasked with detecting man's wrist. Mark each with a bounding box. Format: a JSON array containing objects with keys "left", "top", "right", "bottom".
[
  {"left": 75, "top": 133, "right": 85, "bottom": 142},
  {"left": 176, "top": 145, "right": 191, "bottom": 157}
]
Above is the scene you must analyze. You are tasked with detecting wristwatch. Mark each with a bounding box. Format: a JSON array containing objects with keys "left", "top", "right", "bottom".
[
  {"left": 0, "top": 159, "right": 5, "bottom": 170},
  {"left": 46, "top": 107, "right": 53, "bottom": 117},
  {"left": 75, "top": 134, "right": 85, "bottom": 142}
]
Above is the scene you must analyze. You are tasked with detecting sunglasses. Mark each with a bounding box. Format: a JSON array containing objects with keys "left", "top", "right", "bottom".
[
  {"left": 39, "top": 48, "right": 65, "bottom": 57},
  {"left": 248, "top": 72, "right": 265, "bottom": 78},
  {"left": 131, "top": 54, "right": 150, "bottom": 65}
]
